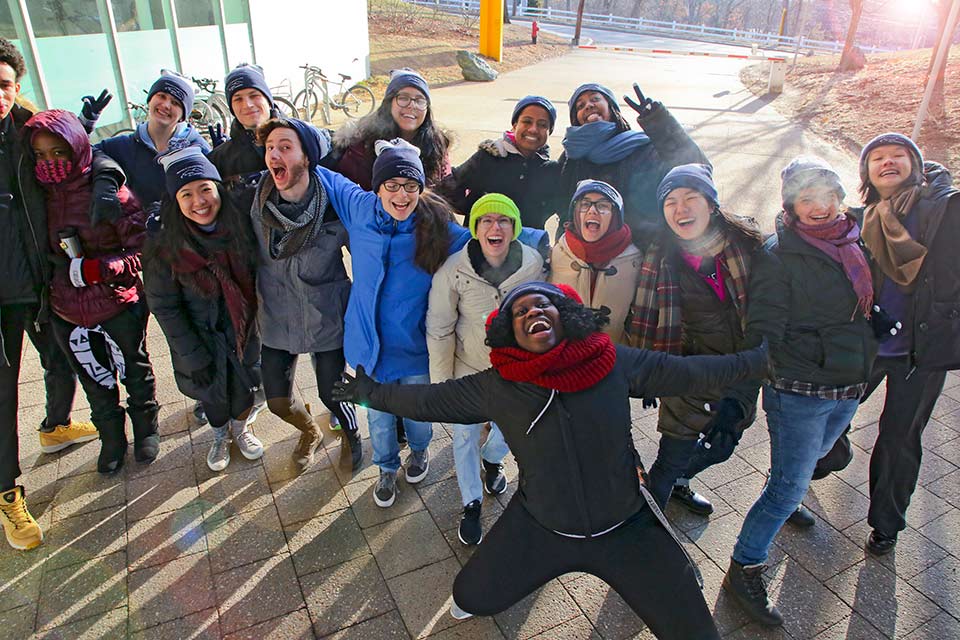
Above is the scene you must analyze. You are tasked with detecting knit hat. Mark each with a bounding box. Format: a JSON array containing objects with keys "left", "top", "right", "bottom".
[
  {"left": 147, "top": 70, "right": 194, "bottom": 122},
  {"left": 567, "top": 83, "right": 620, "bottom": 126},
  {"left": 780, "top": 156, "right": 845, "bottom": 209},
  {"left": 657, "top": 163, "right": 719, "bottom": 211},
  {"left": 372, "top": 138, "right": 426, "bottom": 193},
  {"left": 570, "top": 179, "right": 624, "bottom": 228},
  {"left": 496, "top": 281, "right": 582, "bottom": 321},
  {"left": 386, "top": 68, "right": 430, "bottom": 102},
  {"left": 158, "top": 144, "right": 221, "bottom": 197},
  {"left": 858, "top": 132, "right": 924, "bottom": 187},
  {"left": 282, "top": 118, "right": 330, "bottom": 169},
  {"left": 512, "top": 95, "right": 557, "bottom": 133},
  {"left": 225, "top": 63, "right": 274, "bottom": 116},
  {"left": 469, "top": 193, "right": 522, "bottom": 240}
]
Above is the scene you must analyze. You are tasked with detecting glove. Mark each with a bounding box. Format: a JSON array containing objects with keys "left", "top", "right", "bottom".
[
  {"left": 332, "top": 365, "right": 379, "bottom": 406},
  {"left": 642, "top": 397, "right": 658, "bottom": 409},
  {"left": 190, "top": 363, "right": 216, "bottom": 387},
  {"left": 478, "top": 138, "right": 510, "bottom": 158},
  {"left": 208, "top": 123, "right": 227, "bottom": 148},
  {"left": 79, "top": 89, "right": 112, "bottom": 132},
  {"left": 698, "top": 397, "right": 745, "bottom": 452},
  {"left": 67, "top": 255, "right": 135, "bottom": 287},
  {"left": 89, "top": 174, "right": 123, "bottom": 226},
  {"left": 623, "top": 83, "right": 662, "bottom": 122},
  {"left": 869, "top": 305, "right": 902, "bottom": 342}
]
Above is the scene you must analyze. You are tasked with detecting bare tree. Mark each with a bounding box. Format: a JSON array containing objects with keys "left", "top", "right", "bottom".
[
  {"left": 837, "top": 0, "right": 865, "bottom": 71},
  {"left": 926, "top": 0, "right": 958, "bottom": 117}
]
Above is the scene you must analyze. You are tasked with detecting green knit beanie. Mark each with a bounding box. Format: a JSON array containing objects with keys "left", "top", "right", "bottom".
[{"left": 469, "top": 193, "right": 522, "bottom": 240}]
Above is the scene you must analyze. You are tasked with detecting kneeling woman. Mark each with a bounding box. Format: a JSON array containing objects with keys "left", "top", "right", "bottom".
[
  {"left": 335, "top": 281, "right": 768, "bottom": 640},
  {"left": 144, "top": 147, "right": 264, "bottom": 471}
]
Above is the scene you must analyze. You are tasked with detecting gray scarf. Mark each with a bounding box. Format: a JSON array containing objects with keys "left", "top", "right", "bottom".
[{"left": 254, "top": 172, "right": 329, "bottom": 259}]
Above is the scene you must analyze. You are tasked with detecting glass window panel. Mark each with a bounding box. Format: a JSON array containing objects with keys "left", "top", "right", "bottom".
[
  {"left": 174, "top": 0, "right": 213, "bottom": 28},
  {"left": 25, "top": 0, "right": 102, "bottom": 37},
  {"left": 111, "top": 0, "right": 166, "bottom": 32}
]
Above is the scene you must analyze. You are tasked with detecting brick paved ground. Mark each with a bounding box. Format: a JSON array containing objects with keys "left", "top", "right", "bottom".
[{"left": 3, "top": 319, "right": 960, "bottom": 640}]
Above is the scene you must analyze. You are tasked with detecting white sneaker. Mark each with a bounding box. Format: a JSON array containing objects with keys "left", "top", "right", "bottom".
[
  {"left": 450, "top": 599, "right": 473, "bottom": 620},
  {"left": 229, "top": 419, "right": 264, "bottom": 460},
  {"left": 207, "top": 426, "right": 231, "bottom": 472}
]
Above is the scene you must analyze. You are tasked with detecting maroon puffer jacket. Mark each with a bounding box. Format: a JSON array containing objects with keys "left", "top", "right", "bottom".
[{"left": 25, "top": 110, "right": 146, "bottom": 328}]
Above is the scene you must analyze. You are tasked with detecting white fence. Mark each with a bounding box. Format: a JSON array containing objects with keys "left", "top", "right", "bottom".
[{"left": 404, "top": 0, "right": 891, "bottom": 56}]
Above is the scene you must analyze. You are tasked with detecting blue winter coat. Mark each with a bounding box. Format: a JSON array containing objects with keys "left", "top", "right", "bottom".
[{"left": 96, "top": 123, "right": 210, "bottom": 207}]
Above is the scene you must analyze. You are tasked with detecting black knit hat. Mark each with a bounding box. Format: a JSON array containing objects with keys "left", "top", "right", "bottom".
[
  {"left": 284, "top": 118, "right": 330, "bottom": 169},
  {"left": 225, "top": 63, "right": 274, "bottom": 116},
  {"left": 567, "top": 83, "right": 620, "bottom": 126},
  {"left": 657, "top": 163, "right": 719, "bottom": 211},
  {"left": 158, "top": 145, "right": 221, "bottom": 197},
  {"left": 372, "top": 138, "right": 426, "bottom": 193},
  {"left": 386, "top": 68, "right": 430, "bottom": 102},
  {"left": 148, "top": 70, "right": 194, "bottom": 122},
  {"left": 512, "top": 95, "right": 557, "bottom": 133}
]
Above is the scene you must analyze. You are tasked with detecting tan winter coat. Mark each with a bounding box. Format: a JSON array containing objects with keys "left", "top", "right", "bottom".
[
  {"left": 549, "top": 236, "right": 641, "bottom": 344},
  {"left": 427, "top": 243, "right": 545, "bottom": 382}
]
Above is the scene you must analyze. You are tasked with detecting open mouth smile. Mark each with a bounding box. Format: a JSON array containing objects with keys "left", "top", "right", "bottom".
[{"left": 526, "top": 318, "right": 552, "bottom": 335}]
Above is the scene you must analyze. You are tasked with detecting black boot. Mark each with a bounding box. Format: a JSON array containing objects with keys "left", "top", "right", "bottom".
[
  {"left": 787, "top": 504, "right": 816, "bottom": 527},
  {"left": 722, "top": 559, "right": 783, "bottom": 627},
  {"left": 866, "top": 530, "right": 897, "bottom": 556},
  {"left": 343, "top": 429, "right": 363, "bottom": 471},
  {"left": 96, "top": 415, "right": 128, "bottom": 474},
  {"left": 482, "top": 459, "right": 507, "bottom": 495},
  {"left": 129, "top": 405, "right": 160, "bottom": 464},
  {"left": 671, "top": 484, "right": 714, "bottom": 516}
]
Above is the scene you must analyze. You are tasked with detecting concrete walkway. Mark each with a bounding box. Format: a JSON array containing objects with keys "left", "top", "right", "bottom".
[{"left": 3, "top": 49, "right": 960, "bottom": 639}]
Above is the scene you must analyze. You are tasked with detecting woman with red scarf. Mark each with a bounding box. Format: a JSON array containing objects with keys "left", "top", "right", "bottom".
[
  {"left": 549, "top": 180, "right": 638, "bottom": 343},
  {"left": 144, "top": 146, "right": 264, "bottom": 473},
  {"left": 334, "top": 281, "right": 768, "bottom": 639}
]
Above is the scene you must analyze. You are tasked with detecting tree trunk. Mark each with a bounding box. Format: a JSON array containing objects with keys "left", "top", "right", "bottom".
[
  {"left": 927, "top": 0, "right": 958, "bottom": 117},
  {"left": 837, "top": 0, "right": 864, "bottom": 71},
  {"left": 503, "top": 0, "right": 511, "bottom": 23}
]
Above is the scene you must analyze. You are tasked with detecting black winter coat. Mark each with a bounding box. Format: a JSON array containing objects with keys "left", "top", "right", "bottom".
[
  {"left": 746, "top": 215, "right": 877, "bottom": 387},
  {"left": 558, "top": 107, "right": 708, "bottom": 245},
  {"left": 435, "top": 145, "right": 561, "bottom": 230},
  {"left": 208, "top": 119, "right": 264, "bottom": 213},
  {"left": 367, "top": 343, "right": 766, "bottom": 537}
]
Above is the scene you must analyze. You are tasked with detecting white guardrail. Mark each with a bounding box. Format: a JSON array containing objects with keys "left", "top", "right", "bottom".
[{"left": 404, "top": 0, "right": 891, "bottom": 56}]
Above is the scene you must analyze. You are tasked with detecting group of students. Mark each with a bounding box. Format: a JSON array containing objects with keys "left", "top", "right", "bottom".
[{"left": 1, "top": 34, "right": 958, "bottom": 638}]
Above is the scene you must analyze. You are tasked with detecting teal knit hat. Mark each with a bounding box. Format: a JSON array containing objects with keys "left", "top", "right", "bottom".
[{"left": 469, "top": 193, "right": 522, "bottom": 240}]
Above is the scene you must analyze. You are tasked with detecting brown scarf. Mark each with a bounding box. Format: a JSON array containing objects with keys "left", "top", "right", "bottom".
[{"left": 861, "top": 184, "right": 927, "bottom": 291}]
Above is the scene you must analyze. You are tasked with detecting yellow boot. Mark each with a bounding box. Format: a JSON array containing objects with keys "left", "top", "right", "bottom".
[
  {"left": 0, "top": 486, "right": 43, "bottom": 550},
  {"left": 39, "top": 420, "right": 98, "bottom": 453}
]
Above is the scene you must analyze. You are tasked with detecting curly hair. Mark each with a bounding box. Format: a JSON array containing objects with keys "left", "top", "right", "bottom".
[
  {"left": 485, "top": 294, "right": 609, "bottom": 349},
  {"left": 0, "top": 39, "right": 25, "bottom": 81}
]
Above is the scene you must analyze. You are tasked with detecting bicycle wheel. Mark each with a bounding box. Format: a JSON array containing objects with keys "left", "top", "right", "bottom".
[
  {"left": 293, "top": 90, "right": 320, "bottom": 121},
  {"left": 273, "top": 97, "right": 298, "bottom": 118},
  {"left": 339, "top": 85, "right": 375, "bottom": 118}
]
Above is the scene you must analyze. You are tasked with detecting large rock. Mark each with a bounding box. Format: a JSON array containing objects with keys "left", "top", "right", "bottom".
[{"left": 457, "top": 50, "right": 498, "bottom": 82}]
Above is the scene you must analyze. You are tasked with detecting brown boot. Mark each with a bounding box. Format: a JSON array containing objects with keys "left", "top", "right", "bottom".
[{"left": 269, "top": 400, "right": 323, "bottom": 473}]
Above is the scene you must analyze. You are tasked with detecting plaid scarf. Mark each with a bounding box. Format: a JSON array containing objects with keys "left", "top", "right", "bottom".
[{"left": 626, "top": 227, "right": 751, "bottom": 354}]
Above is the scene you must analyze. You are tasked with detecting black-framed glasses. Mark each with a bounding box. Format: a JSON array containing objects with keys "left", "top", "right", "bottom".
[
  {"left": 382, "top": 180, "right": 420, "bottom": 193},
  {"left": 576, "top": 198, "right": 613, "bottom": 215},
  {"left": 394, "top": 94, "right": 428, "bottom": 110}
]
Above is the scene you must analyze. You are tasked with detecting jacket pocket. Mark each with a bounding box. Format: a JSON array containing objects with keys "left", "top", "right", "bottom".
[{"left": 817, "top": 324, "right": 869, "bottom": 381}]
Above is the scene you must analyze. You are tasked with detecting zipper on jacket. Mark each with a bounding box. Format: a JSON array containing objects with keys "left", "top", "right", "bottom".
[
  {"left": 554, "top": 394, "right": 595, "bottom": 537},
  {"left": 17, "top": 155, "right": 46, "bottom": 331}
]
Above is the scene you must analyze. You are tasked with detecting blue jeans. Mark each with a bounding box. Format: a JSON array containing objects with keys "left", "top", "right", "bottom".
[
  {"left": 452, "top": 422, "right": 509, "bottom": 506},
  {"left": 732, "top": 385, "right": 859, "bottom": 566},
  {"left": 368, "top": 373, "right": 433, "bottom": 472}
]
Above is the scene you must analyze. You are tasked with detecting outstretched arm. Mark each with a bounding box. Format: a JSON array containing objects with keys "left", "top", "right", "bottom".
[{"left": 625, "top": 341, "right": 768, "bottom": 400}]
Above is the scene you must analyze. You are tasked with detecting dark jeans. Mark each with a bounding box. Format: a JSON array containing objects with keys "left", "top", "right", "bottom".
[
  {"left": 0, "top": 303, "right": 78, "bottom": 490},
  {"left": 453, "top": 498, "right": 720, "bottom": 640},
  {"left": 648, "top": 431, "right": 742, "bottom": 508},
  {"left": 260, "top": 345, "right": 357, "bottom": 434},
  {"left": 49, "top": 303, "right": 158, "bottom": 441},
  {"left": 866, "top": 356, "right": 947, "bottom": 535}
]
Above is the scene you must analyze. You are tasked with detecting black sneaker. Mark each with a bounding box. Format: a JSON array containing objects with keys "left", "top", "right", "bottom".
[
  {"left": 787, "top": 505, "right": 816, "bottom": 528},
  {"left": 722, "top": 559, "right": 783, "bottom": 627},
  {"left": 482, "top": 460, "right": 507, "bottom": 495},
  {"left": 866, "top": 530, "right": 897, "bottom": 556},
  {"left": 405, "top": 448, "right": 429, "bottom": 484},
  {"left": 374, "top": 470, "right": 397, "bottom": 508},
  {"left": 458, "top": 500, "right": 482, "bottom": 545},
  {"left": 671, "top": 484, "right": 714, "bottom": 516}
]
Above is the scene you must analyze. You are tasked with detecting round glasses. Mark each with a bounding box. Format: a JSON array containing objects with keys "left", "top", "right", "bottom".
[
  {"left": 394, "top": 94, "right": 428, "bottom": 111},
  {"left": 576, "top": 198, "right": 614, "bottom": 215}
]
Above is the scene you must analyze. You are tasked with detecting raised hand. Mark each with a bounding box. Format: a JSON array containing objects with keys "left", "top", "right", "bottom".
[
  {"left": 623, "top": 83, "right": 661, "bottom": 120},
  {"left": 79, "top": 89, "right": 113, "bottom": 132}
]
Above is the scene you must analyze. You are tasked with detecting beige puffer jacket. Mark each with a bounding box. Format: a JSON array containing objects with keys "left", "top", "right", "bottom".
[
  {"left": 549, "top": 236, "right": 641, "bottom": 344},
  {"left": 427, "top": 243, "right": 545, "bottom": 382}
]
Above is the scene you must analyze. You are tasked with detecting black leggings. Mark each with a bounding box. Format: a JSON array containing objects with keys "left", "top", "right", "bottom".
[
  {"left": 260, "top": 345, "right": 358, "bottom": 433},
  {"left": 453, "top": 498, "right": 720, "bottom": 640}
]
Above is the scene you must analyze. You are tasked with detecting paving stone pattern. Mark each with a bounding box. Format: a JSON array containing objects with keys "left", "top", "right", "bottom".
[{"left": 5, "top": 322, "right": 960, "bottom": 639}]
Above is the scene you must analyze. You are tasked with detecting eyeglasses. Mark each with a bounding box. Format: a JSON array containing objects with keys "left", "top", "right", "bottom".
[
  {"left": 576, "top": 198, "right": 614, "bottom": 215},
  {"left": 394, "top": 94, "right": 428, "bottom": 111},
  {"left": 477, "top": 217, "right": 515, "bottom": 230},
  {"left": 382, "top": 180, "right": 420, "bottom": 193}
]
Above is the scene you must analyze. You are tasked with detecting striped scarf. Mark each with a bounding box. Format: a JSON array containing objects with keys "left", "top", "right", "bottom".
[{"left": 626, "top": 227, "right": 751, "bottom": 354}]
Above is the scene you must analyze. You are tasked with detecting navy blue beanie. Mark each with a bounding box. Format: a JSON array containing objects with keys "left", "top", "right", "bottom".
[
  {"left": 568, "top": 83, "right": 620, "bottom": 126},
  {"left": 372, "top": 138, "right": 426, "bottom": 193},
  {"left": 158, "top": 145, "right": 221, "bottom": 197},
  {"left": 386, "top": 69, "right": 430, "bottom": 102},
  {"left": 512, "top": 95, "right": 557, "bottom": 133},
  {"left": 858, "top": 132, "right": 924, "bottom": 188},
  {"left": 148, "top": 71, "right": 194, "bottom": 122},
  {"left": 571, "top": 179, "right": 624, "bottom": 222},
  {"left": 657, "top": 164, "right": 719, "bottom": 211},
  {"left": 225, "top": 63, "right": 274, "bottom": 116},
  {"left": 282, "top": 118, "right": 330, "bottom": 169}
]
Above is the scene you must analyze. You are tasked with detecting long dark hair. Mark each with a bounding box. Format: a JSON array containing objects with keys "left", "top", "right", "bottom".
[
  {"left": 144, "top": 183, "right": 258, "bottom": 274},
  {"left": 485, "top": 294, "right": 609, "bottom": 349},
  {"left": 342, "top": 93, "right": 453, "bottom": 185},
  {"left": 411, "top": 189, "right": 455, "bottom": 274},
  {"left": 661, "top": 205, "right": 763, "bottom": 252}
]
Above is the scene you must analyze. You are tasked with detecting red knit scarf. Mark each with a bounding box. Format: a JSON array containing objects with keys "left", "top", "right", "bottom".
[
  {"left": 564, "top": 223, "right": 633, "bottom": 266},
  {"left": 489, "top": 332, "right": 617, "bottom": 392}
]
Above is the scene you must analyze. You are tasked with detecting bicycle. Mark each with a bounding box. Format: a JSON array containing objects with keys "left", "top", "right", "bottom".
[
  {"left": 295, "top": 64, "right": 375, "bottom": 125},
  {"left": 191, "top": 77, "right": 231, "bottom": 140},
  {"left": 112, "top": 99, "right": 149, "bottom": 137},
  {"left": 267, "top": 77, "right": 299, "bottom": 118}
]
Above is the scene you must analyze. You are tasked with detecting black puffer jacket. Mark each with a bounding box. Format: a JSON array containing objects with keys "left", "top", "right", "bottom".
[
  {"left": 746, "top": 215, "right": 877, "bottom": 386},
  {"left": 558, "top": 106, "right": 708, "bottom": 244},
  {"left": 367, "top": 343, "right": 766, "bottom": 537},
  {"left": 208, "top": 119, "right": 265, "bottom": 213}
]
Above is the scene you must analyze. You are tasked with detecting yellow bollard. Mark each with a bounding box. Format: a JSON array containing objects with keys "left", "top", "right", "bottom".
[{"left": 479, "top": 0, "right": 504, "bottom": 62}]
